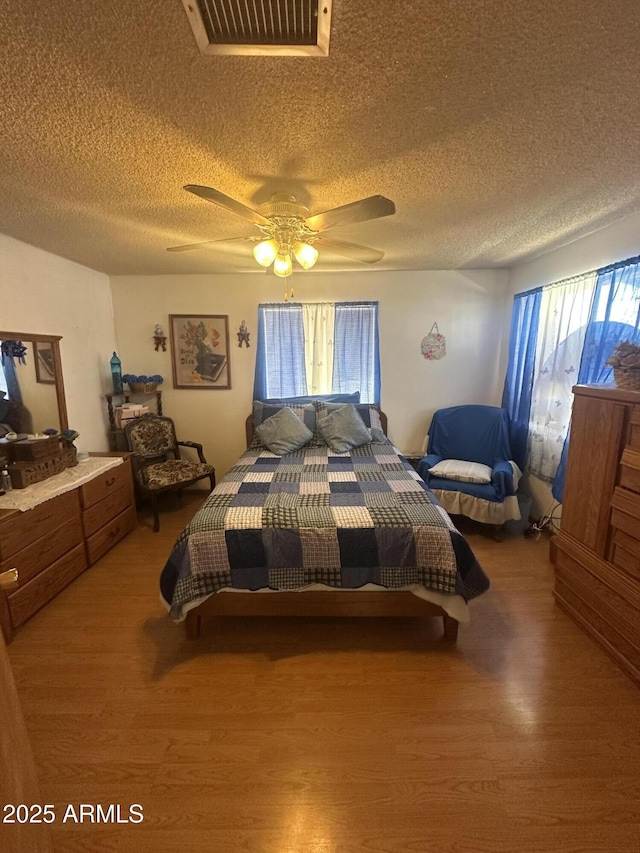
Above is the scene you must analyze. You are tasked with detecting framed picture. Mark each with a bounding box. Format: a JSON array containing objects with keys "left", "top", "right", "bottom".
[
  {"left": 34, "top": 341, "right": 55, "bottom": 384},
  {"left": 169, "top": 314, "right": 231, "bottom": 390}
]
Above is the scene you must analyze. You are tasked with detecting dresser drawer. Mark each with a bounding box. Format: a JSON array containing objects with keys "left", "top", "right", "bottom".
[
  {"left": 80, "top": 459, "right": 132, "bottom": 510},
  {"left": 612, "top": 530, "right": 640, "bottom": 581},
  {"left": 619, "top": 448, "right": 640, "bottom": 494},
  {"left": 610, "top": 507, "right": 640, "bottom": 543},
  {"left": 629, "top": 409, "right": 640, "bottom": 450},
  {"left": 0, "top": 490, "right": 81, "bottom": 560},
  {"left": 0, "top": 516, "right": 84, "bottom": 586},
  {"left": 610, "top": 486, "right": 640, "bottom": 522},
  {"left": 82, "top": 483, "right": 132, "bottom": 538},
  {"left": 7, "top": 544, "right": 88, "bottom": 628},
  {"left": 86, "top": 505, "right": 136, "bottom": 565}
]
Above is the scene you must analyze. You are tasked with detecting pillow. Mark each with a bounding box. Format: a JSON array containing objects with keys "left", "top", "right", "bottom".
[
  {"left": 262, "top": 392, "right": 360, "bottom": 405},
  {"left": 314, "top": 401, "right": 383, "bottom": 433},
  {"left": 253, "top": 400, "right": 316, "bottom": 435},
  {"left": 428, "top": 459, "right": 493, "bottom": 484},
  {"left": 316, "top": 404, "right": 372, "bottom": 453},
  {"left": 255, "top": 407, "right": 313, "bottom": 455}
]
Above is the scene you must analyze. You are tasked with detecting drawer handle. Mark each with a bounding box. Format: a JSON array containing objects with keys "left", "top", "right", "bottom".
[
  {"left": 0, "top": 568, "right": 19, "bottom": 590},
  {"left": 109, "top": 526, "right": 121, "bottom": 538},
  {"left": 105, "top": 477, "right": 116, "bottom": 487}
]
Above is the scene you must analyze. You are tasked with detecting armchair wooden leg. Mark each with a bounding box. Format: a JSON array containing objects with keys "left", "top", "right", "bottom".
[
  {"left": 209, "top": 473, "right": 216, "bottom": 491},
  {"left": 493, "top": 524, "right": 504, "bottom": 542},
  {"left": 151, "top": 493, "right": 160, "bottom": 533}
]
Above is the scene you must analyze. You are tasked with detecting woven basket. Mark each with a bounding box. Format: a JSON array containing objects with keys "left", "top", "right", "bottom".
[
  {"left": 613, "top": 368, "right": 640, "bottom": 391},
  {"left": 127, "top": 382, "right": 157, "bottom": 394}
]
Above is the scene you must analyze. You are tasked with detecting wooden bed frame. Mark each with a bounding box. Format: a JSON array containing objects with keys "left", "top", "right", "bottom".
[
  {"left": 185, "top": 592, "right": 458, "bottom": 641},
  {"left": 184, "top": 409, "right": 459, "bottom": 643}
]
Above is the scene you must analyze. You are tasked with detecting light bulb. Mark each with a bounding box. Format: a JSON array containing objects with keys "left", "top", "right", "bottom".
[
  {"left": 293, "top": 241, "right": 319, "bottom": 270},
  {"left": 273, "top": 249, "right": 293, "bottom": 278},
  {"left": 253, "top": 239, "right": 278, "bottom": 267}
]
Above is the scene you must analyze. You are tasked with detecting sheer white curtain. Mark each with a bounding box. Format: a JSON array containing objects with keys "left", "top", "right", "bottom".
[
  {"left": 528, "top": 271, "right": 597, "bottom": 482},
  {"left": 302, "top": 303, "right": 335, "bottom": 395}
]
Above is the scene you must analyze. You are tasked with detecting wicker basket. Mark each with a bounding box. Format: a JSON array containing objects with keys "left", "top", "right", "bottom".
[
  {"left": 127, "top": 382, "right": 157, "bottom": 394},
  {"left": 613, "top": 368, "right": 640, "bottom": 391}
]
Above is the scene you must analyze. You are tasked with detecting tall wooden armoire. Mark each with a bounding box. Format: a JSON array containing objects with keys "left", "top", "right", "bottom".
[{"left": 551, "top": 384, "right": 640, "bottom": 684}]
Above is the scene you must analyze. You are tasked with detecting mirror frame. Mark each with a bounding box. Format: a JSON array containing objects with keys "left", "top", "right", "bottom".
[{"left": 0, "top": 331, "right": 69, "bottom": 432}]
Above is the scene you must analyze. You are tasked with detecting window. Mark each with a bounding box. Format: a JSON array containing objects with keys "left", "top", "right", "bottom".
[
  {"left": 503, "top": 254, "right": 640, "bottom": 500},
  {"left": 253, "top": 301, "right": 380, "bottom": 404}
]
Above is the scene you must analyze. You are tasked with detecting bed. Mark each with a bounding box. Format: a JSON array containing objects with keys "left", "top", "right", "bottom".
[{"left": 159, "top": 403, "right": 489, "bottom": 642}]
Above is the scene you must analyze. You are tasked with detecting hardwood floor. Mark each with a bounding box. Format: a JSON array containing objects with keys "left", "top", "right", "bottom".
[{"left": 6, "top": 495, "right": 640, "bottom": 852}]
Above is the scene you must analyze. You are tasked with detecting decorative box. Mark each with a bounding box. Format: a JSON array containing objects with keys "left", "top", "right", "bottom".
[
  {"left": 10, "top": 436, "right": 63, "bottom": 462},
  {"left": 8, "top": 446, "right": 78, "bottom": 489}
]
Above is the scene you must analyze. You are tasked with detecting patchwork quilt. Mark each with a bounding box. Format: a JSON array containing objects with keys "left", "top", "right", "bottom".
[{"left": 160, "top": 439, "right": 489, "bottom": 620}]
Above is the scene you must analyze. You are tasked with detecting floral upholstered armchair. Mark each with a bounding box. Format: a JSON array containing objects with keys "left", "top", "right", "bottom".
[{"left": 124, "top": 414, "right": 215, "bottom": 532}]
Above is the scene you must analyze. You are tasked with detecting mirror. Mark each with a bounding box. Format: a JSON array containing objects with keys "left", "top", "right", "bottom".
[{"left": 0, "top": 332, "right": 68, "bottom": 436}]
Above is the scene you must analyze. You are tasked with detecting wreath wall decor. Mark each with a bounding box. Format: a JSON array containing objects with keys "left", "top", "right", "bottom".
[{"left": 421, "top": 323, "right": 446, "bottom": 360}]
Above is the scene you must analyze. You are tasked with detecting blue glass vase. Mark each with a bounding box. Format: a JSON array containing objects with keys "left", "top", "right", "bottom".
[{"left": 110, "top": 352, "right": 123, "bottom": 394}]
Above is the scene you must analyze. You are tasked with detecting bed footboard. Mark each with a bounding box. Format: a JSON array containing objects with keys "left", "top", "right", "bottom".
[{"left": 183, "top": 592, "right": 459, "bottom": 642}]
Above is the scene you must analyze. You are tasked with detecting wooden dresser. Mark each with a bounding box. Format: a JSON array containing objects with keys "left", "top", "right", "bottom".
[
  {"left": 0, "top": 455, "right": 136, "bottom": 642},
  {"left": 551, "top": 384, "right": 640, "bottom": 684}
]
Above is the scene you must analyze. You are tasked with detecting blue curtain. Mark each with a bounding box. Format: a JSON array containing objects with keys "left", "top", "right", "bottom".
[
  {"left": 552, "top": 258, "right": 640, "bottom": 501},
  {"left": 501, "top": 288, "right": 541, "bottom": 471},
  {"left": 333, "top": 302, "right": 380, "bottom": 405},
  {"left": 253, "top": 304, "right": 307, "bottom": 400}
]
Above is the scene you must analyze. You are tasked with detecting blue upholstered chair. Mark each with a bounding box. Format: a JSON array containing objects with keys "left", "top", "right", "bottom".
[{"left": 416, "top": 405, "right": 522, "bottom": 533}]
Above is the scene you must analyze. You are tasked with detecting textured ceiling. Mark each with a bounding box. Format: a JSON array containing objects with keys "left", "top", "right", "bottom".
[{"left": 0, "top": 0, "right": 639, "bottom": 276}]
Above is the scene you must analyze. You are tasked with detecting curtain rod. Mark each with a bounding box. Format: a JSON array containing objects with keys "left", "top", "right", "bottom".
[
  {"left": 597, "top": 253, "right": 640, "bottom": 275},
  {"left": 514, "top": 252, "right": 640, "bottom": 300}
]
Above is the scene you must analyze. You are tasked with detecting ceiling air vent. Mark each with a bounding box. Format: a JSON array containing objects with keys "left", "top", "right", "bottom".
[{"left": 182, "top": 0, "right": 332, "bottom": 56}]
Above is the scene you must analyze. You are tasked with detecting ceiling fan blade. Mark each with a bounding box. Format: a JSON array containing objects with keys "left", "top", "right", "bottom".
[
  {"left": 315, "top": 236, "right": 385, "bottom": 264},
  {"left": 305, "top": 195, "right": 395, "bottom": 232},
  {"left": 167, "top": 236, "right": 258, "bottom": 253},
  {"left": 184, "top": 185, "right": 272, "bottom": 226}
]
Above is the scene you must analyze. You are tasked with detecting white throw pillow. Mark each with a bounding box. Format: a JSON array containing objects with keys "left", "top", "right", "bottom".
[{"left": 428, "top": 459, "right": 493, "bottom": 484}]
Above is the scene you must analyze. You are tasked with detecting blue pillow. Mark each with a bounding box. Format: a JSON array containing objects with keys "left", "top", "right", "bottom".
[
  {"left": 316, "top": 404, "right": 372, "bottom": 453},
  {"left": 252, "top": 400, "right": 316, "bottom": 434},
  {"left": 314, "top": 401, "right": 383, "bottom": 431},
  {"left": 255, "top": 407, "right": 314, "bottom": 455},
  {"left": 261, "top": 392, "right": 360, "bottom": 405}
]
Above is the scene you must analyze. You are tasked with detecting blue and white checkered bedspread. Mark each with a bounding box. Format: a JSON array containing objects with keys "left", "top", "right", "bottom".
[{"left": 160, "top": 439, "right": 489, "bottom": 620}]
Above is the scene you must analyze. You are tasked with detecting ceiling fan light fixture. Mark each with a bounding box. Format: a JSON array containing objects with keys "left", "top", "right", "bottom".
[
  {"left": 253, "top": 238, "right": 279, "bottom": 267},
  {"left": 171, "top": 185, "right": 395, "bottom": 275},
  {"left": 273, "top": 249, "right": 293, "bottom": 278},
  {"left": 293, "top": 241, "right": 319, "bottom": 270}
]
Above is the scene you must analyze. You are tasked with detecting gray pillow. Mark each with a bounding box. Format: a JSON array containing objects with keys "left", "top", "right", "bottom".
[
  {"left": 316, "top": 404, "right": 372, "bottom": 453},
  {"left": 255, "top": 406, "right": 313, "bottom": 455}
]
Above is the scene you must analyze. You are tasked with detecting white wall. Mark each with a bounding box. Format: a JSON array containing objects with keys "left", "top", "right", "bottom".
[
  {"left": 505, "top": 209, "right": 640, "bottom": 518},
  {"left": 507, "top": 209, "right": 640, "bottom": 297},
  {"left": 0, "top": 234, "right": 117, "bottom": 452},
  {"left": 110, "top": 269, "right": 508, "bottom": 477}
]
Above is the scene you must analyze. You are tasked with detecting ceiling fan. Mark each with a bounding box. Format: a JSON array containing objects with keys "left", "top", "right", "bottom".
[{"left": 167, "top": 185, "right": 396, "bottom": 277}]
